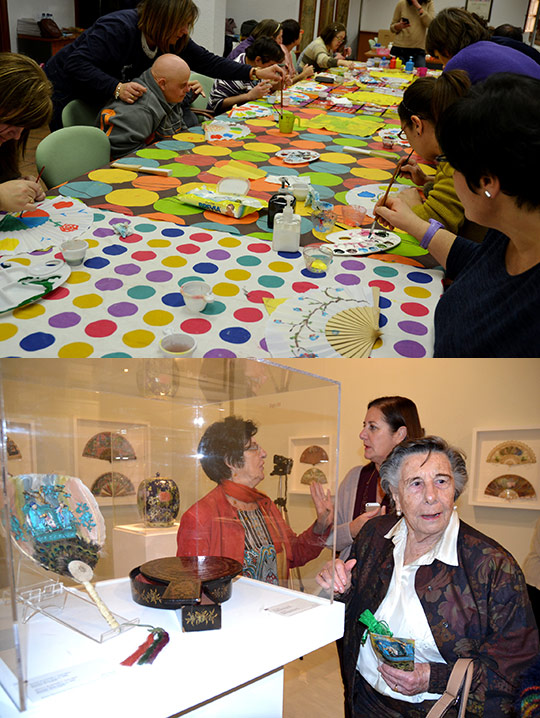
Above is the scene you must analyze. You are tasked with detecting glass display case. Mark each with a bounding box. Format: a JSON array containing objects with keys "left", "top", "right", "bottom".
[{"left": 0, "top": 358, "right": 340, "bottom": 712}]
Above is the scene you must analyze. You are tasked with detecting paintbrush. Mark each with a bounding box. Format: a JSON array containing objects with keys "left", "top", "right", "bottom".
[
  {"left": 369, "top": 148, "right": 414, "bottom": 236},
  {"left": 19, "top": 165, "right": 45, "bottom": 217}
]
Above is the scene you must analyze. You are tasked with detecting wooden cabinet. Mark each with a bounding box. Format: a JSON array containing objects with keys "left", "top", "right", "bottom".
[{"left": 17, "top": 34, "right": 76, "bottom": 63}]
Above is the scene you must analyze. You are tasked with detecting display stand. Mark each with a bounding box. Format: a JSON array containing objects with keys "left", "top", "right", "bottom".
[
  {"left": 0, "top": 576, "right": 344, "bottom": 718},
  {"left": 112, "top": 522, "right": 179, "bottom": 577}
]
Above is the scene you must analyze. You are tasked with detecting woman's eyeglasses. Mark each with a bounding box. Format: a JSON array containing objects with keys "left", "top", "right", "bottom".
[
  {"left": 397, "top": 128, "right": 407, "bottom": 140},
  {"left": 245, "top": 442, "right": 261, "bottom": 452}
]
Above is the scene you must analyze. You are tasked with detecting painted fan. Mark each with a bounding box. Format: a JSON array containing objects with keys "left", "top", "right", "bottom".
[
  {"left": 6, "top": 435, "right": 22, "bottom": 459},
  {"left": 300, "top": 467, "right": 328, "bottom": 485},
  {"left": 91, "top": 471, "right": 135, "bottom": 497},
  {"left": 299, "top": 445, "right": 329, "bottom": 465},
  {"left": 83, "top": 431, "right": 137, "bottom": 462},
  {"left": 486, "top": 441, "right": 536, "bottom": 465},
  {"left": 484, "top": 475, "right": 536, "bottom": 501}
]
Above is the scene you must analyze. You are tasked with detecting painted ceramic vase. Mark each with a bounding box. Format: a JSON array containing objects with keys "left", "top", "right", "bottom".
[{"left": 137, "top": 473, "right": 180, "bottom": 527}]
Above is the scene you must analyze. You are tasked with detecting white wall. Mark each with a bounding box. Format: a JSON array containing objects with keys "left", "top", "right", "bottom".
[
  {"left": 191, "top": 0, "right": 227, "bottom": 55},
  {"left": 8, "top": 0, "right": 74, "bottom": 54}
]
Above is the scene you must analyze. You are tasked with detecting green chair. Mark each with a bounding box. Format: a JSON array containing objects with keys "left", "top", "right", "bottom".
[
  {"left": 35, "top": 126, "right": 111, "bottom": 188},
  {"left": 189, "top": 71, "right": 215, "bottom": 110},
  {"left": 61, "top": 99, "right": 101, "bottom": 127}
]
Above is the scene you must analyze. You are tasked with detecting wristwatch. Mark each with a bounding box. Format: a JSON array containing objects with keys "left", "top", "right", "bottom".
[{"left": 420, "top": 219, "right": 444, "bottom": 248}]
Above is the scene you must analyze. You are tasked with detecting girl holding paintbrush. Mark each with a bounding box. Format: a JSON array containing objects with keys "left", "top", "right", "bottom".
[{"left": 0, "top": 53, "right": 52, "bottom": 213}]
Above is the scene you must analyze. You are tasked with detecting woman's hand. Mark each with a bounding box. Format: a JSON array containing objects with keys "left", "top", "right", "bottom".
[
  {"left": 188, "top": 79, "right": 205, "bottom": 98},
  {"left": 118, "top": 81, "right": 147, "bottom": 104},
  {"left": 316, "top": 558, "right": 356, "bottom": 593},
  {"left": 337, "top": 59, "right": 354, "bottom": 69},
  {"left": 22, "top": 175, "right": 46, "bottom": 202},
  {"left": 398, "top": 157, "right": 427, "bottom": 186},
  {"left": 257, "top": 64, "right": 287, "bottom": 84},
  {"left": 349, "top": 505, "right": 386, "bottom": 540},
  {"left": 247, "top": 80, "right": 273, "bottom": 100},
  {"left": 374, "top": 195, "right": 428, "bottom": 236},
  {"left": 298, "top": 64, "right": 314, "bottom": 80},
  {"left": 393, "top": 20, "right": 406, "bottom": 32},
  {"left": 310, "top": 481, "right": 334, "bottom": 533},
  {"left": 398, "top": 186, "right": 423, "bottom": 209},
  {"left": 378, "top": 662, "right": 431, "bottom": 696},
  {"left": 0, "top": 179, "right": 42, "bottom": 212}
]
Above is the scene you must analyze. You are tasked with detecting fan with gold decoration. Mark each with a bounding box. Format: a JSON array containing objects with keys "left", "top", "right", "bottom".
[
  {"left": 486, "top": 441, "right": 536, "bottom": 465},
  {"left": 484, "top": 474, "right": 536, "bottom": 501}
]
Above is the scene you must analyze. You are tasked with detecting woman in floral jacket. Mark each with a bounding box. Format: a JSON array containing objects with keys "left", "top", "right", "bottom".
[{"left": 317, "top": 436, "right": 538, "bottom": 717}]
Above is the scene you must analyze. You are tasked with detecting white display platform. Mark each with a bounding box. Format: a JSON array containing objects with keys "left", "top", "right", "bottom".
[
  {"left": 0, "top": 577, "right": 344, "bottom": 717},
  {"left": 112, "top": 523, "right": 180, "bottom": 578}
]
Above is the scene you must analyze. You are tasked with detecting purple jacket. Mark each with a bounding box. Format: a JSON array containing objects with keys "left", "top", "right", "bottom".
[{"left": 445, "top": 40, "right": 540, "bottom": 83}]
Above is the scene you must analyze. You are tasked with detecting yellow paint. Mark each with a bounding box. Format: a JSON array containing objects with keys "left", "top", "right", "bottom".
[
  {"left": 0, "top": 238, "right": 20, "bottom": 251},
  {"left": 263, "top": 297, "right": 288, "bottom": 314}
]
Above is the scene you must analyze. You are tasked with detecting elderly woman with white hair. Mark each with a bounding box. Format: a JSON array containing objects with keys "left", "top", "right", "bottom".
[{"left": 317, "top": 436, "right": 538, "bottom": 717}]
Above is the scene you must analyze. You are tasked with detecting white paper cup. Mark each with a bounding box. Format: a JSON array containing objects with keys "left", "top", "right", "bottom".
[
  {"left": 159, "top": 333, "right": 196, "bottom": 357},
  {"left": 61, "top": 239, "right": 88, "bottom": 266},
  {"left": 180, "top": 281, "right": 213, "bottom": 313}
]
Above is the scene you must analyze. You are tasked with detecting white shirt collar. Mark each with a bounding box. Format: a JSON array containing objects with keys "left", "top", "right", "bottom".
[
  {"left": 141, "top": 33, "right": 158, "bottom": 59},
  {"left": 384, "top": 509, "right": 459, "bottom": 567}
]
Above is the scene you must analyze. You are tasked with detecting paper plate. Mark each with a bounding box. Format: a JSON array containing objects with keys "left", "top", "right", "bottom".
[
  {"left": 345, "top": 183, "right": 403, "bottom": 217},
  {"left": 276, "top": 149, "right": 320, "bottom": 164},
  {"left": 0, "top": 254, "right": 70, "bottom": 313},
  {"left": 326, "top": 228, "right": 401, "bottom": 255},
  {"left": 6, "top": 473, "right": 106, "bottom": 575}
]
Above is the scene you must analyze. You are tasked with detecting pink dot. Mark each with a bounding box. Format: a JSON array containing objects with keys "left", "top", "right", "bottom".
[
  {"left": 180, "top": 318, "right": 212, "bottom": 334},
  {"left": 190, "top": 232, "right": 213, "bottom": 243},
  {"left": 246, "top": 290, "right": 274, "bottom": 303},
  {"left": 247, "top": 243, "right": 271, "bottom": 254},
  {"left": 131, "top": 251, "right": 157, "bottom": 261},
  {"left": 85, "top": 320, "right": 117, "bottom": 337},
  {"left": 368, "top": 279, "right": 396, "bottom": 293},
  {"left": 176, "top": 243, "right": 201, "bottom": 254},
  {"left": 292, "top": 282, "right": 318, "bottom": 293},
  {"left": 233, "top": 308, "right": 264, "bottom": 322},
  {"left": 120, "top": 233, "right": 143, "bottom": 244},
  {"left": 44, "top": 286, "right": 70, "bottom": 300},
  {"left": 401, "top": 302, "right": 430, "bottom": 317}
]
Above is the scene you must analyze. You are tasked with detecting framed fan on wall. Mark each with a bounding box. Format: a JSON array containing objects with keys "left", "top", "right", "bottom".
[
  {"left": 288, "top": 435, "right": 334, "bottom": 495},
  {"left": 469, "top": 427, "right": 540, "bottom": 509}
]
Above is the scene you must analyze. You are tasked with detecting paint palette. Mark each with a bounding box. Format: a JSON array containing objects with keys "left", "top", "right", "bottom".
[
  {"left": 326, "top": 228, "right": 401, "bottom": 255},
  {"left": 276, "top": 149, "right": 320, "bottom": 164}
]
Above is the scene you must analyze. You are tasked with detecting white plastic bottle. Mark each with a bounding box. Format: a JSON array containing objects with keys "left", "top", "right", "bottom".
[{"left": 273, "top": 196, "right": 301, "bottom": 252}]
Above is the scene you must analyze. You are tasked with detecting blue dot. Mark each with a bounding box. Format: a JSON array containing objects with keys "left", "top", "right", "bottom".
[
  {"left": 278, "top": 251, "right": 301, "bottom": 259},
  {"left": 162, "top": 227, "right": 185, "bottom": 237},
  {"left": 20, "top": 332, "right": 55, "bottom": 352},
  {"left": 407, "top": 271, "right": 433, "bottom": 284},
  {"left": 379, "top": 296, "right": 392, "bottom": 309},
  {"left": 301, "top": 268, "right": 327, "bottom": 278},
  {"left": 85, "top": 257, "right": 110, "bottom": 269},
  {"left": 161, "top": 292, "right": 185, "bottom": 307},
  {"left": 114, "top": 157, "right": 158, "bottom": 168},
  {"left": 192, "top": 262, "right": 219, "bottom": 274},
  {"left": 379, "top": 313, "right": 388, "bottom": 328},
  {"left": 103, "top": 244, "right": 128, "bottom": 256},
  {"left": 219, "top": 327, "right": 251, "bottom": 344},
  {"left": 101, "top": 352, "right": 133, "bottom": 357}
]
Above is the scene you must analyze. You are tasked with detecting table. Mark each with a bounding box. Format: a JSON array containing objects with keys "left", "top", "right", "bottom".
[
  {"left": 0, "top": 576, "right": 344, "bottom": 717},
  {"left": 17, "top": 34, "right": 76, "bottom": 63}
]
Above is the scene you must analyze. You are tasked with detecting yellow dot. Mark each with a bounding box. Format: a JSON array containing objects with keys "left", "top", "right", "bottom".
[
  {"left": 13, "top": 303, "right": 46, "bottom": 319},
  {"left": 58, "top": 342, "right": 94, "bottom": 358},
  {"left": 88, "top": 168, "right": 136, "bottom": 183},
  {"left": 148, "top": 239, "right": 171, "bottom": 248},
  {"left": 0, "top": 238, "right": 20, "bottom": 251},
  {"left": 248, "top": 118, "right": 274, "bottom": 127},
  {"left": 173, "top": 131, "right": 206, "bottom": 142},
  {"left": 243, "top": 141, "right": 280, "bottom": 153},
  {"left": 193, "top": 145, "right": 231, "bottom": 157},
  {"left": 73, "top": 293, "right": 103, "bottom": 308},
  {"left": 212, "top": 282, "right": 240, "bottom": 297},
  {"left": 218, "top": 237, "right": 242, "bottom": 248},
  {"left": 106, "top": 188, "right": 159, "bottom": 207},
  {"left": 268, "top": 261, "right": 293, "bottom": 273},
  {"left": 143, "top": 310, "right": 174, "bottom": 326},
  {"left": 225, "top": 269, "right": 251, "bottom": 281},
  {"left": 123, "top": 329, "right": 155, "bottom": 348},
  {"left": 295, "top": 201, "right": 311, "bottom": 217},
  {"left": 66, "top": 271, "right": 91, "bottom": 284},
  {"left": 86, "top": 238, "right": 100, "bottom": 248},
  {"left": 404, "top": 286, "right": 432, "bottom": 299},
  {"left": 319, "top": 152, "right": 355, "bottom": 164},
  {"left": 351, "top": 168, "right": 393, "bottom": 181},
  {"left": 162, "top": 256, "right": 187, "bottom": 268},
  {"left": 0, "top": 323, "right": 18, "bottom": 340}
]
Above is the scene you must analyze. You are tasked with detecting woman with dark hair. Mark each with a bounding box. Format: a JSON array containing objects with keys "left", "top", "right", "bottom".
[
  {"left": 176, "top": 416, "right": 333, "bottom": 585},
  {"left": 44, "top": 0, "right": 285, "bottom": 130},
  {"left": 426, "top": 7, "right": 540, "bottom": 83},
  {"left": 299, "top": 22, "right": 354, "bottom": 72},
  {"left": 375, "top": 72, "right": 540, "bottom": 357},
  {"left": 389, "top": 0, "right": 435, "bottom": 68},
  {"left": 331, "top": 396, "right": 423, "bottom": 563},
  {"left": 280, "top": 18, "right": 314, "bottom": 83},
  {"left": 0, "top": 53, "right": 52, "bottom": 212},
  {"left": 318, "top": 436, "right": 538, "bottom": 717},
  {"left": 227, "top": 18, "right": 283, "bottom": 61}
]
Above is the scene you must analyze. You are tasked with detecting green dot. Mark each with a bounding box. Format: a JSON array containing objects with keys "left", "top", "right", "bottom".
[
  {"left": 332, "top": 138, "right": 369, "bottom": 147},
  {"left": 258, "top": 275, "right": 285, "bottom": 288},
  {"left": 249, "top": 232, "right": 273, "bottom": 241},
  {"left": 237, "top": 255, "right": 262, "bottom": 266},
  {"left": 160, "top": 163, "right": 201, "bottom": 178},
  {"left": 93, "top": 212, "right": 106, "bottom": 221},
  {"left": 202, "top": 300, "right": 226, "bottom": 315},
  {"left": 333, "top": 191, "right": 348, "bottom": 204},
  {"left": 136, "top": 148, "right": 177, "bottom": 160},
  {"left": 127, "top": 285, "right": 156, "bottom": 299},
  {"left": 230, "top": 150, "right": 270, "bottom": 163},
  {"left": 101, "top": 352, "right": 133, "bottom": 357},
  {"left": 387, "top": 232, "right": 428, "bottom": 257},
  {"left": 134, "top": 223, "right": 157, "bottom": 232},
  {"left": 178, "top": 275, "right": 205, "bottom": 286},
  {"left": 154, "top": 197, "right": 202, "bottom": 216},
  {"left": 299, "top": 172, "right": 342, "bottom": 187},
  {"left": 373, "top": 265, "right": 399, "bottom": 277}
]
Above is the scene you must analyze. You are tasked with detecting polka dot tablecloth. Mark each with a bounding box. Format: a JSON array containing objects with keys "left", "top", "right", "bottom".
[{"left": 0, "top": 211, "right": 443, "bottom": 358}]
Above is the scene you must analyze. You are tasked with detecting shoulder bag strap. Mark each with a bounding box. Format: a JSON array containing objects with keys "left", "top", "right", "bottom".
[{"left": 425, "top": 658, "right": 475, "bottom": 718}]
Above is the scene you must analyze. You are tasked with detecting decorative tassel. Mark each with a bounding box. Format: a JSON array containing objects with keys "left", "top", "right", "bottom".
[
  {"left": 358, "top": 609, "right": 393, "bottom": 645},
  {"left": 120, "top": 627, "right": 170, "bottom": 666}
]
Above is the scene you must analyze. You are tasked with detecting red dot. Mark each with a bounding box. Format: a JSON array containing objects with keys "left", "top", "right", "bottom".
[
  {"left": 176, "top": 243, "right": 201, "bottom": 254},
  {"left": 44, "top": 286, "right": 70, "bottom": 300},
  {"left": 247, "top": 243, "right": 271, "bottom": 254},
  {"left": 85, "top": 320, "right": 117, "bottom": 337},
  {"left": 292, "top": 281, "right": 318, "bottom": 293},
  {"left": 368, "top": 280, "right": 396, "bottom": 293},
  {"left": 131, "top": 251, "right": 157, "bottom": 261},
  {"left": 401, "top": 302, "right": 430, "bottom": 317},
  {"left": 120, "top": 233, "right": 143, "bottom": 244},
  {"left": 233, "top": 307, "right": 264, "bottom": 322},
  {"left": 190, "top": 232, "right": 213, "bottom": 243},
  {"left": 246, "top": 290, "right": 274, "bottom": 303},
  {"left": 180, "top": 318, "right": 212, "bottom": 334}
]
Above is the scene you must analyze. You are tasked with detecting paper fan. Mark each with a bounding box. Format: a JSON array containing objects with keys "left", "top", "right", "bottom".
[
  {"left": 91, "top": 471, "right": 135, "bottom": 497},
  {"left": 83, "top": 431, "right": 137, "bottom": 462},
  {"left": 6, "top": 473, "right": 106, "bottom": 575},
  {"left": 345, "top": 183, "right": 402, "bottom": 218},
  {"left": 227, "top": 103, "right": 274, "bottom": 119},
  {"left": 486, "top": 441, "right": 536, "bottom": 465},
  {"left": 325, "top": 302, "right": 382, "bottom": 358},
  {"left": 0, "top": 197, "right": 93, "bottom": 256},
  {"left": 484, "top": 475, "right": 536, "bottom": 501},
  {"left": 299, "top": 445, "right": 329, "bottom": 465},
  {"left": 300, "top": 467, "right": 327, "bottom": 485}
]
